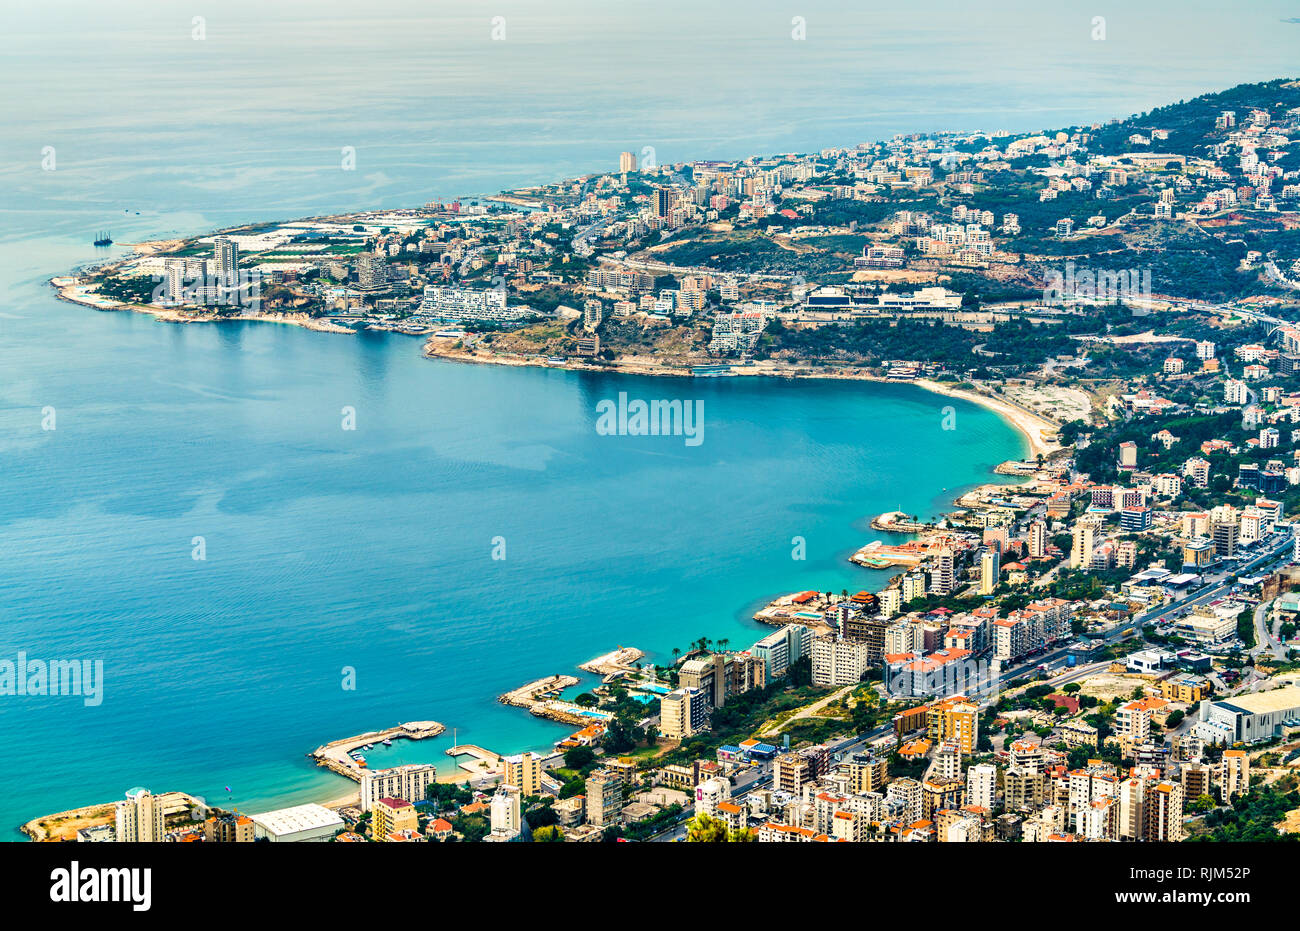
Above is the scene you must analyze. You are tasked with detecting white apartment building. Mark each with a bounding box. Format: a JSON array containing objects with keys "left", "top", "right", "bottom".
[
  {"left": 811, "top": 635, "right": 873, "bottom": 686},
  {"left": 419, "top": 285, "right": 529, "bottom": 322},
  {"left": 360, "top": 763, "right": 438, "bottom": 811},
  {"left": 115, "top": 787, "right": 166, "bottom": 843},
  {"left": 487, "top": 784, "right": 522, "bottom": 841},
  {"left": 966, "top": 763, "right": 998, "bottom": 810},
  {"left": 694, "top": 776, "right": 732, "bottom": 816}
]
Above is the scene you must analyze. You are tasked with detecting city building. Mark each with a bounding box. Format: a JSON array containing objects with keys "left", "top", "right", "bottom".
[
  {"left": 694, "top": 776, "right": 731, "bottom": 816},
  {"left": 115, "top": 787, "right": 166, "bottom": 843},
  {"left": 250, "top": 803, "right": 344, "bottom": 842},
  {"left": 586, "top": 770, "right": 624, "bottom": 828},
  {"left": 979, "top": 547, "right": 1000, "bottom": 595},
  {"left": 212, "top": 235, "right": 238, "bottom": 281},
  {"left": 373, "top": 797, "right": 419, "bottom": 841},
  {"left": 355, "top": 252, "right": 388, "bottom": 290},
  {"left": 419, "top": 285, "right": 528, "bottom": 322},
  {"left": 928, "top": 696, "right": 979, "bottom": 754},
  {"left": 1070, "top": 518, "right": 1097, "bottom": 569},
  {"left": 1195, "top": 686, "right": 1300, "bottom": 744},
  {"left": 751, "top": 624, "right": 811, "bottom": 680},
  {"left": 203, "top": 813, "right": 255, "bottom": 843},
  {"left": 660, "top": 686, "right": 710, "bottom": 739},
  {"left": 841, "top": 754, "right": 888, "bottom": 794},
  {"left": 360, "top": 763, "right": 438, "bottom": 811},
  {"left": 967, "top": 762, "right": 998, "bottom": 810},
  {"left": 500, "top": 752, "right": 543, "bottom": 798},
  {"left": 811, "top": 634, "right": 873, "bottom": 686},
  {"left": 1028, "top": 520, "right": 1047, "bottom": 558},
  {"left": 487, "top": 785, "right": 522, "bottom": 841}
]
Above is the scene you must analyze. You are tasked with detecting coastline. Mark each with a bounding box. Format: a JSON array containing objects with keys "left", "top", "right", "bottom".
[
  {"left": 422, "top": 338, "right": 1061, "bottom": 460},
  {"left": 42, "top": 248, "right": 1062, "bottom": 833},
  {"left": 23, "top": 299, "right": 1064, "bottom": 831},
  {"left": 51, "top": 276, "right": 358, "bottom": 336},
  {"left": 911, "top": 378, "right": 1060, "bottom": 461}
]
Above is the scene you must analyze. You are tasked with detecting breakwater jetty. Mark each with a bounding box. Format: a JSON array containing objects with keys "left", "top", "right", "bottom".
[{"left": 308, "top": 720, "right": 446, "bottom": 781}]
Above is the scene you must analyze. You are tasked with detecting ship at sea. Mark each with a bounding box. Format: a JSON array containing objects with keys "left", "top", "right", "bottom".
[{"left": 93, "top": 231, "right": 113, "bottom": 247}]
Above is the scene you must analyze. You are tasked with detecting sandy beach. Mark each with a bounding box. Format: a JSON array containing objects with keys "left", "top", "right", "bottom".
[{"left": 913, "top": 378, "right": 1061, "bottom": 460}]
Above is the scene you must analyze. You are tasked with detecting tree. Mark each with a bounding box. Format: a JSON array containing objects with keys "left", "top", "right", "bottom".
[
  {"left": 684, "top": 812, "right": 754, "bottom": 843},
  {"left": 1187, "top": 794, "right": 1216, "bottom": 814},
  {"left": 563, "top": 747, "right": 595, "bottom": 771},
  {"left": 524, "top": 805, "right": 559, "bottom": 830},
  {"left": 452, "top": 814, "right": 489, "bottom": 843},
  {"left": 533, "top": 825, "right": 565, "bottom": 843},
  {"left": 602, "top": 716, "right": 638, "bottom": 754},
  {"left": 785, "top": 655, "right": 813, "bottom": 687}
]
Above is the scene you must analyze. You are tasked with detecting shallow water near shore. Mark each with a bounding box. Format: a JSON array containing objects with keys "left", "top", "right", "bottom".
[{"left": 3, "top": 0, "right": 1299, "bottom": 835}]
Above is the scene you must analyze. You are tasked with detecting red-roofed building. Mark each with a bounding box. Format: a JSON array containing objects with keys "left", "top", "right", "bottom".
[{"left": 426, "top": 817, "right": 454, "bottom": 842}]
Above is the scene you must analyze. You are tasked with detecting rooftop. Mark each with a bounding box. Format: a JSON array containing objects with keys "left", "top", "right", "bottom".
[
  {"left": 250, "top": 803, "right": 344, "bottom": 836},
  {"left": 1219, "top": 685, "right": 1300, "bottom": 716}
]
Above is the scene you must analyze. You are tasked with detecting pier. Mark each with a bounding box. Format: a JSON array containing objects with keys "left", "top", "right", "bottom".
[
  {"left": 752, "top": 590, "right": 834, "bottom": 631},
  {"left": 994, "top": 460, "right": 1041, "bottom": 476},
  {"left": 498, "top": 674, "right": 579, "bottom": 708},
  {"left": 849, "top": 541, "right": 926, "bottom": 568},
  {"left": 308, "top": 720, "right": 446, "bottom": 781},
  {"left": 445, "top": 744, "right": 503, "bottom": 778},
  {"left": 497, "top": 674, "right": 612, "bottom": 726},
  {"left": 578, "top": 646, "right": 645, "bottom": 675},
  {"left": 869, "top": 511, "right": 933, "bottom": 533}
]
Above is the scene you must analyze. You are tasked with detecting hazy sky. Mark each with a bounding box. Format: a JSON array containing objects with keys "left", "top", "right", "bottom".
[{"left": 2, "top": 0, "right": 1298, "bottom": 234}]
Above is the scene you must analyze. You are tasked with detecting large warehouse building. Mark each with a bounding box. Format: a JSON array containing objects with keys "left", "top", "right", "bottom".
[
  {"left": 250, "top": 803, "right": 343, "bottom": 842},
  {"left": 1194, "top": 685, "right": 1300, "bottom": 745}
]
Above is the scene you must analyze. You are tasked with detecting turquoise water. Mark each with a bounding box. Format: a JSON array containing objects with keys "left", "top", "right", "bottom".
[
  {"left": 0, "top": 280, "right": 1024, "bottom": 833},
  {"left": 1, "top": 0, "right": 1297, "bottom": 836}
]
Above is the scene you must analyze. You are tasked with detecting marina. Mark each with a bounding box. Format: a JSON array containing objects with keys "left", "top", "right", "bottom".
[{"left": 307, "top": 720, "right": 446, "bottom": 782}]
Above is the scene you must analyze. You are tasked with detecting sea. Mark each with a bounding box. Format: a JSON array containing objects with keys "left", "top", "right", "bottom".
[{"left": 1, "top": 0, "right": 1297, "bottom": 836}]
